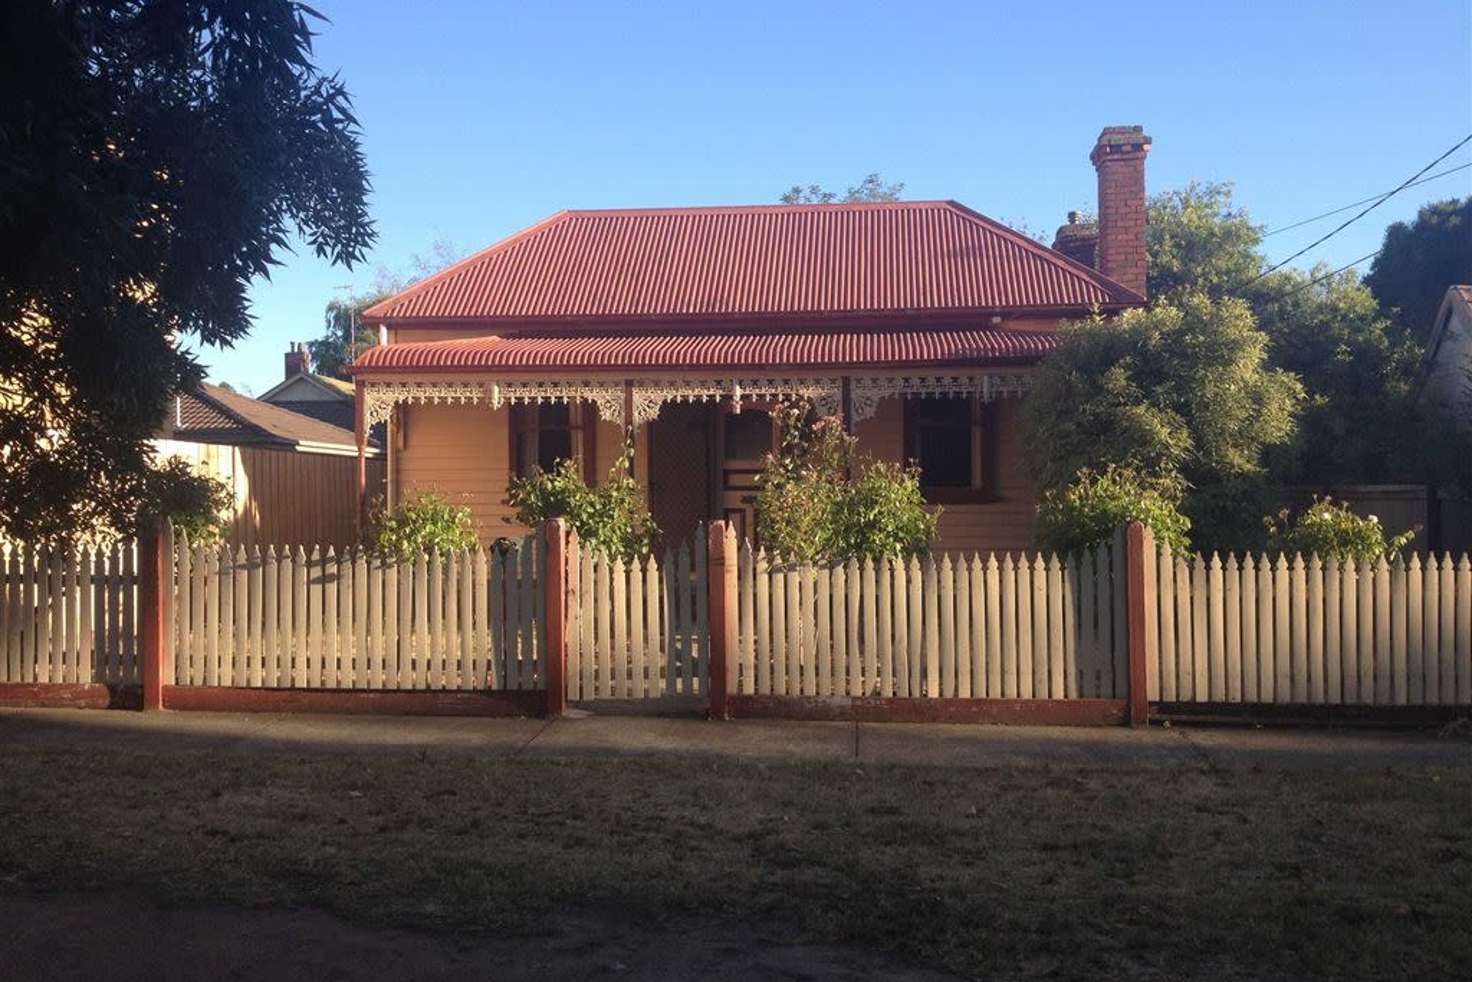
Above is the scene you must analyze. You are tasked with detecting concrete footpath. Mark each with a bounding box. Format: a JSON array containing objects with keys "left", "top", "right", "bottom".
[{"left": 1, "top": 705, "right": 1468, "bottom": 770}]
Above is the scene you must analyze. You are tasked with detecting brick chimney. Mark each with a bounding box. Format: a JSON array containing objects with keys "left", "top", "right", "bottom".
[
  {"left": 1089, "top": 125, "right": 1151, "bottom": 298},
  {"left": 284, "top": 342, "right": 311, "bottom": 379},
  {"left": 1051, "top": 211, "right": 1098, "bottom": 269}
]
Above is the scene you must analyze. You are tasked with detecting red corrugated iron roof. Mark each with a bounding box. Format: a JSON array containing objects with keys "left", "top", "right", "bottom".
[
  {"left": 362, "top": 201, "right": 1142, "bottom": 324},
  {"left": 352, "top": 328, "right": 1059, "bottom": 374}
]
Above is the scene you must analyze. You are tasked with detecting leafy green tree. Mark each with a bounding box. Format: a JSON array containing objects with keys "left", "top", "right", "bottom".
[
  {"left": 308, "top": 239, "right": 464, "bottom": 380},
  {"left": 1034, "top": 467, "right": 1191, "bottom": 555},
  {"left": 780, "top": 173, "right": 904, "bottom": 205},
  {"left": 0, "top": 0, "right": 372, "bottom": 540},
  {"left": 1147, "top": 181, "right": 1264, "bottom": 303},
  {"left": 1024, "top": 295, "right": 1303, "bottom": 547},
  {"left": 1254, "top": 267, "right": 1422, "bottom": 484},
  {"left": 1364, "top": 197, "right": 1472, "bottom": 343}
]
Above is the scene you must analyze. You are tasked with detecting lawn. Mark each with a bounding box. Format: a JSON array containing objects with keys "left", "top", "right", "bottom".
[{"left": 1, "top": 744, "right": 1468, "bottom": 980}]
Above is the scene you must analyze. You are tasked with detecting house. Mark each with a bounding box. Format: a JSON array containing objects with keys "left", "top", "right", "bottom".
[
  {"left": 348, "top": 126, "right": 1153, "bottom": 552},
  {"left": 1419, "top": 285, "right": 1472, "bottom": 551},
  {"left": 259, "top": 343, "right": 360, "bottom": 432},
  {"left": 155, "top": 382, "right": 385, "bottom": 549}
]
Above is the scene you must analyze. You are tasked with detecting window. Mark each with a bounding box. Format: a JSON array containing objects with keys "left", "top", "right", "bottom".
[
  {"left": 903, "top": 397, "right": 996, "bottom": 503},
  {"left": 513, "top": 403, "right": 575, "bottom": 477},
  {"left": 723, "top": 409, "right": 773, "bottom": 461}
]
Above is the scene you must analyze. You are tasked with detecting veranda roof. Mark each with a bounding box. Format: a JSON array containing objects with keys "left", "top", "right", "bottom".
[{"left": 352, "top": 326, "right": 1059, "bottom": 374}]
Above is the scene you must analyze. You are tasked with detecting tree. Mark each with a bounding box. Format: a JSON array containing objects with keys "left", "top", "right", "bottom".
[
  {"left": 0, "top": 1, "right": 372, "bottom": 539},
  {"left": 1024, "top": 295, "right": 1303, "bottom": 547},
  {"left": 1364, "top": 197, "right": 1472, "bottom": 343},
  {"left": 1147, "top": 181, "right": 1264, "bottom": 304},
  {"left": 1254, "top": 267, "right": 1422, "bottom": 484},
  {"left": 780, "top": 173, "right": 904, "bottom": 205},
  {"left": 308, "top": 239, "right": 464, "bottom": 380}
]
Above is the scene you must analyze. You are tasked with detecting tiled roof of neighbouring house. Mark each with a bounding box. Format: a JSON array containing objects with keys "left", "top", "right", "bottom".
[
  {"left": 167, "top": 384, "right": 381, "bottom": 453},
  {"left": 353, "top": 327, "right": 1060, "bottom": 373},
  {"left": 361, "top": 201, "right": 1143, "bottom": 324}
]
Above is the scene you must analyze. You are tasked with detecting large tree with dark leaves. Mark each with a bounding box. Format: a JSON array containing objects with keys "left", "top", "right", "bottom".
[{"left": 0, "top": 1, "right": 373, "bottom": 538}]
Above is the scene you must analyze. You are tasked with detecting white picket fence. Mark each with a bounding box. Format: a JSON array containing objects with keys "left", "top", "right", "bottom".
[
  {"left": 0, "top": 542, "right": 140, "bottom": 685},
  {"left": 565, "top": 532, "right": 709, "bottom": 700},
  {"left": 1151, "top": 549, "right": 1472, "bottom": 706},
  {"left": 170, "top": 532, "right": 545, "bottom": 690},
  {"left": 734, "top": 535, "right": 1127, "bottom": 700}
]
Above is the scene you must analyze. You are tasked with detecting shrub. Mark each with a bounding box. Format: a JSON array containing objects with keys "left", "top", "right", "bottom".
[
  {"left": 1264, "top": 496, "right": 1415, "bottom": 561},
  {"left": 506, "top": 441, "right": 657, "bottom": 558},
  {"left": 1034, "top": 466, "right": 1191, "bottom": 555},
  {"left": 756, "top": 404, "right": 938, "bottom": 563},
  {"left": 367, "top": 492, "right": 478, "bottom": 559},
  {"left": 141, "top": 456, "right": 233, "bottom": 545}
]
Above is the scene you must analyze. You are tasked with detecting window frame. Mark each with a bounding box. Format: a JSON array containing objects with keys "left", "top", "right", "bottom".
[
  {"left": 901, "top": 396, "right": 999, "bottom": 504},
  {"left": 510, "top": 403, "right": 597, "bottom": 483}
]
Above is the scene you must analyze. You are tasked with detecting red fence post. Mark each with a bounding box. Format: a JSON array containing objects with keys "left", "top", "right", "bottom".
[
  {"left": 1124, "top": 521, "right": 1157, "bottom": 727},
  {"left": 706, "top": 521, "right": 736, "bottom": 719},
  {"left": 139, "top": 518, "right": 174, "bottom": 712},
  {"left": 543, "top": 518, "right": 568, "bottom": 719}
]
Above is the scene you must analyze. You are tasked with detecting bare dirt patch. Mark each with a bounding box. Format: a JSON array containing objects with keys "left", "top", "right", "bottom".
[{"left": 1, "top": 893, "right": 959, "bottom": 981}]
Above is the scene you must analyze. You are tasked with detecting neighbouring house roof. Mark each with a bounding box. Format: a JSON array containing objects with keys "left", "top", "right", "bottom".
[
  {"left": 354, "top": 327, "right": 1060, "bottom": 373},
  {"left": 259, "top": 372, "right": 356, "bottom": 403},
  {"left": 361, "top": 201, "right": 1144, "bottom": 326},
  {"left": 163, "top": 383, "right": 381, "bottom": 455}
]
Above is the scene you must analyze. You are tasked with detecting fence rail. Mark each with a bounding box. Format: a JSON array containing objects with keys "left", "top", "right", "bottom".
[
  {"left": 171, "top": 531, "right": 544, "bottom": 691},
  {"left": 0, "top": 542, "right": 139, "bottom": 685},
  {"left": 1151, "top": 549, "right": 1472, "bottom": 707}
]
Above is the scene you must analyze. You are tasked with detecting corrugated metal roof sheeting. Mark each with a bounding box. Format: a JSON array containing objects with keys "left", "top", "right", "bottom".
[
  {"left": 364, "top": 202, "right": 1140, "bottom": 322},
  {"left": 353, "top": 328, "right": 1059, "bottom": 373}
]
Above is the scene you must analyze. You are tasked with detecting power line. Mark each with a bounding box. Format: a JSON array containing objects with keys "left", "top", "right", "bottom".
[
  {"left": 1252, "top": 133, "right": 1472, "bottom": 283},
  {"left": 1263, "top": 162, "right": 1472, "bottom": 237},
  {"left": 1265, "top": 249, "right": 1382, "bottom": 305}
]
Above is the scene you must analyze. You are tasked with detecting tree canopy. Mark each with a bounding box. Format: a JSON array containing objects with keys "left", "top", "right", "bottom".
[
  {"left": 0, "top": 0, "right": 373, "bottom": 538},
  {"left": 308, "top": 239, "right": 463, "bottom": 380},
  {"left": 780, "top": 173, "right": 904, "bottom": 205},
  {"left": 1364, "top": 197, "right": 1471, "bottom": 343},
  {"left": 1024, "top": 296, "right": 1303, "bottom": 547}
]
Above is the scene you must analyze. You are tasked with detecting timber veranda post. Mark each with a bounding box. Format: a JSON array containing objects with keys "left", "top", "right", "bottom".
[
  {"left": 706, "top": 520, "right": 737, "bottom": 719},
  {"left": 139, "top": 517, "right": 175, "bottom": 712},
  {"left": 1124, "top": 521, "right": 1157, "bottom": 727},
  {"left": 542, "top": 518, "right": 569, "bottom": 718}
]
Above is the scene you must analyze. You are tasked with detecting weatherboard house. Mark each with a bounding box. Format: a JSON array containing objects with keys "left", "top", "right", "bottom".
[{"left": 348, "top": 126, "right": 1152, "bottom": 552}]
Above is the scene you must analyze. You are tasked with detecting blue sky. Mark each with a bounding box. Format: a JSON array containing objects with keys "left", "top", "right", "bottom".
[{"left": 227, "top": 0, "right": 1472, "bottom": 393}]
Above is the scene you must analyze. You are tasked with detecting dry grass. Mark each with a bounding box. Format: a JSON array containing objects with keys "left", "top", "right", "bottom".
[{"left": 1, "top": 746, "right": 1468, "bottom": 980}]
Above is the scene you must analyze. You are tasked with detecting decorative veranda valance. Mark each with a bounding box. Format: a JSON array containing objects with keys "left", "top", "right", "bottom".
[{"left": 361, "top": 373, "right": 1033, "bottom": 429}]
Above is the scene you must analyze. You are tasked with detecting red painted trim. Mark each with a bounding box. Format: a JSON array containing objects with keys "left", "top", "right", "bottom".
[
  {"left": 139, "top": 520, "right": 171, "bottom": 712},
  {"left": 0, "top": 683, "right": 142, "bottom": 710},
  {"left": 705, "top": 522, "right": 732, "bottom": 720},
  {"left": 1124, "top": 522, "right": 1153, "bottom": 727},
  {"left": 543, "top": 519, "right": 568, "bottom": 718},
  {"left": 726, "top": 695, "right": 1127, "bottom": 726},
  {"left": 160, "top": 686, "right": 546, "bottom": 717}
]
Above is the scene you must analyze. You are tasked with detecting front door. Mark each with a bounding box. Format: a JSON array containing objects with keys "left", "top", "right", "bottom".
[
  {"left": 647, "top": 402, "right": 715, "bottom": 550},
  {"left": 718, "top": 408, "right": 774, "bottom": 544}
]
